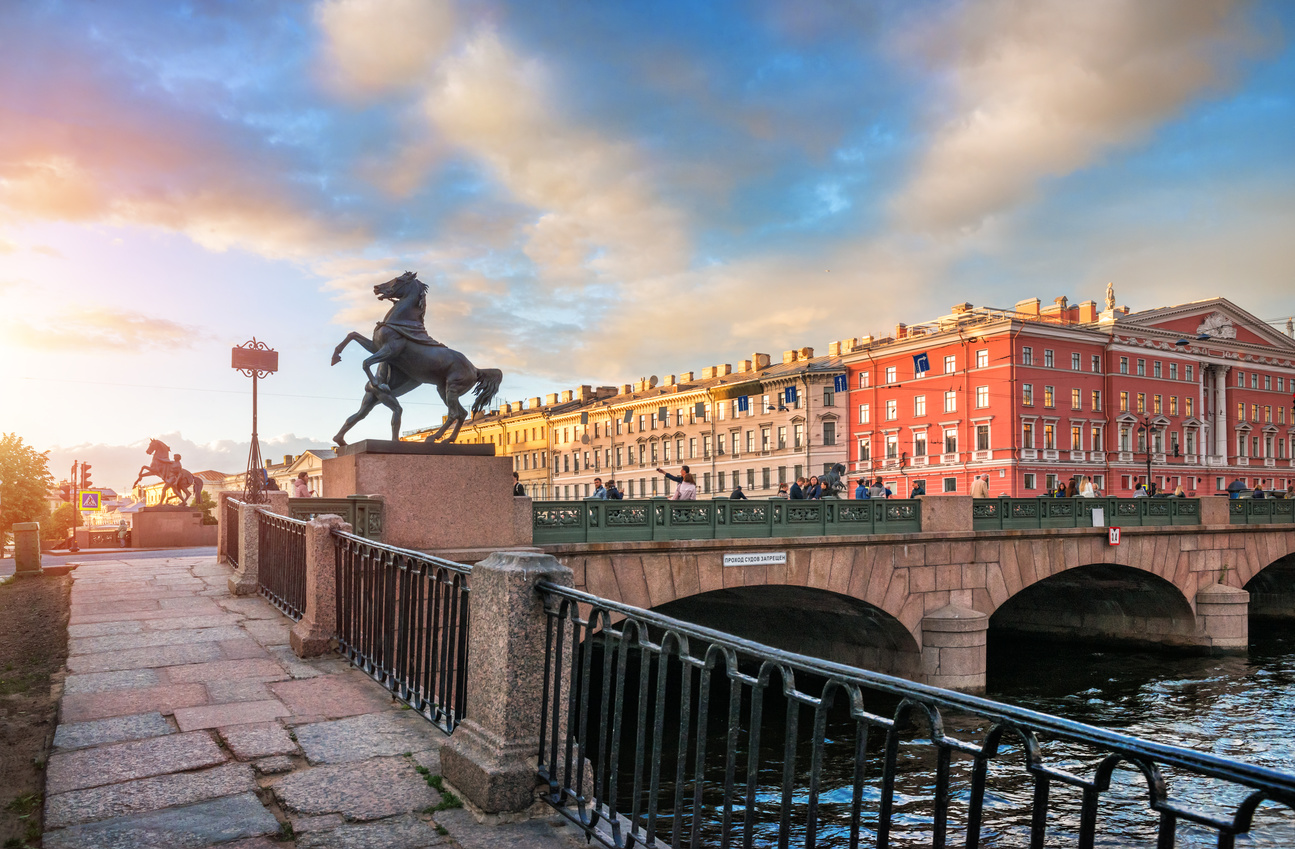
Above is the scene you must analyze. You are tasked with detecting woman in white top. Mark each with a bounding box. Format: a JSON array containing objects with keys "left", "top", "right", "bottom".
[
  {"left": 1077, "top": 475, "right": 1096, "bottom": 498},
  {"left": 669, "top": 472, "right": 698, "bottom": 500}
]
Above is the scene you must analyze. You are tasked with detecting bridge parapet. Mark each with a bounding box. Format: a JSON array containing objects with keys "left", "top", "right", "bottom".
[
  {"left": 972, "top": 496, "right": 1201, "bottom": 530},
  {"left": 1231, "top": 498, "right": 1295, "bottom": 525}
]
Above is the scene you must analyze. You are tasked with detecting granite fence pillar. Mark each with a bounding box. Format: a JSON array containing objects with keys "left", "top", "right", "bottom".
[
  {"left": 265, "top": 490, "right": 290, "bottom": 516},
  {"left": 229, "top": 502, "right": 262, "bottom": 596},
  {"left": 291, "top": 515, "right": 350, "bottom": 658},
  {"left": 441, "top": 551, "right": 574, "bottom": 813},
  {"left": 13, "top": 523, "right": 41, "bottom": 576},
  {"left": 216, "top": 491, "right": 234, "bottom": 565},
  {"left": 1195, "top": 583, "right": 1249, "bottom": 653},
  {"left": 921, "top": 604, "right": 988, "bottom": 693}
]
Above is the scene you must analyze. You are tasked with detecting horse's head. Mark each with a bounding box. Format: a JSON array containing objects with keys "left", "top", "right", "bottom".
[
  {"left": 375, "top": 271, "right": 422, "bottom": 302},
  {"left": 146, "top": 438, "right": 170, "bottom": 457}
]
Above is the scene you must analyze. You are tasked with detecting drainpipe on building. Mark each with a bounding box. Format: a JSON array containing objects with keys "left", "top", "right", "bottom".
[
  {"left": 1009, "top": 322, "right": 1024, "bottom": 497},
  {"left": 804, "top": 371, "right": 813, "bottom": 477},
  {"left": 708, "top": 389, "right": 717, "bottom": 498}
]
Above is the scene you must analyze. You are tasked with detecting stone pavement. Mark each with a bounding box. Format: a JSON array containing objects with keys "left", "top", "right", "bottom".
[{"left": 44, "top": 555, "right": 587, "bottom": 849}]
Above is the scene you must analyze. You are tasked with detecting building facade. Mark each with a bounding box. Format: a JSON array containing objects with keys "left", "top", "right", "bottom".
[{"left": 842, "top": 294, "right": 1295, "bottom": 497}]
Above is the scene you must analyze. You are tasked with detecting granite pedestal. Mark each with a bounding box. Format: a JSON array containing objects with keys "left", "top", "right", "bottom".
[{"left": 132, "top": 507, "right": 218, "bottom": 549}]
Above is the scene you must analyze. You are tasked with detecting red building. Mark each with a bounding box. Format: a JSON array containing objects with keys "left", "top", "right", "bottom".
[{"left": 841, "top": 293, "right": 1295, "bottom": 497}]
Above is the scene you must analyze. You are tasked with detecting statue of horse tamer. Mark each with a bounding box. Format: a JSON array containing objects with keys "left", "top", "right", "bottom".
[
  {"left": 132, "top": 438, "right": 204, "bottom": 507},
  {"left": 331, "top": 271, "right": 503, "bottom": 446}
]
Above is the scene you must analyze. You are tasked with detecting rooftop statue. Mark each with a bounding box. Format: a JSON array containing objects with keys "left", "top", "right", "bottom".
[
  {"left": 132, "top": 438, "right": 204, "bottom": 506},
  {"left": 331, "top": 271, "right": 503, "bottom": 446}
]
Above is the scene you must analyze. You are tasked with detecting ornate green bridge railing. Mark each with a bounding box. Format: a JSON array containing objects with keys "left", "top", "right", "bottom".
[
  {"left": 532, "top": 498, "right": 921, "bottom": 544},
  {"left": 1231, "top": 498, "right": 1295, "bottom": 525},
  {"left": 972, "top": 497, "right": 1201, "bottom": 530},
  {"left": 287, "top": 495, "right": 384, "bottom": 540}
]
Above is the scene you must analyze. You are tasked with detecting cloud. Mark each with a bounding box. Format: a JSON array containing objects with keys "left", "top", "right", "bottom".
[
  {"left": 31, "top": 244, "right": 62, "bottom": 257},
  {"left": 890, "top": 0, "right": 1266, "bottom": 234},
  {"left": 0, "top": 236, "right": 16, "bottom": 253},
  {"left": 5, "top": 306, "right": 207, "bottom": 351},
  {"left": 315, "top": 0, "right": 456, "bottom": 97}
]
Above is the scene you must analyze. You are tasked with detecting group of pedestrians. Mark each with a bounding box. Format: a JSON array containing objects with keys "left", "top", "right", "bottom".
[{"left": 1227, "top": 479, "right": 1295, "bottom": 499}]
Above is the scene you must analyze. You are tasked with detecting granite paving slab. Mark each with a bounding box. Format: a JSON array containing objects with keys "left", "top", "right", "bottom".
[
  {"left": 218, "top": 598, "right": 287, "bottom": 619},
  {"left": 295, "top": 813, "right": 449, "bottom": 849},
  {"left": 240, "top": 618, "right": 293, "bottom": 645},
  {"left": 163, "top": 658, "right": 289, "bottom": 684},
  {"left": 45, "top": 762, "right": 256, "bottom": 828},
  {"left": 68, "top": 642, "right": 225, "bottom": 674},
  {"left": 71, "top": 599, "right": 159, "bottom": 617},
  {"left": 434, "top": 809, "right": 585, "bottom": 849},
  {"left": 218, "top": 722, "right": 300, "bottom": 759},
  {"left": 68, "top": 621, "right": 145, "bottom": 638},
  {"left": 53, "top": 712, "right": 175, "bottom": 752},
  {"left": 271, "top": 756, "right": 438, "bottom": 821},
  {"left": 61, "top": 682, "right": 210, "bottom": 723},
  {"left": 269, "top": 675, "right": 395, "bottom": 721},
  {"left": 63, "top": 668, "right": 161, "bottom": 696},
  {"left": 220, "top": 639, "right": 273, "bottom": 660},
  {"left": 148, "top": 613, "right": 246, "bottom": 630},
  {"left": 253, "top": 755, "right": 296, "bottom": 775},
  {"left": 206, "top": 680, "right": 274, "bottom": 703},
  {"left": 173, "top": 698, "right": 291, "bottom": 732},
  {"left": 71, "top": 607, "right": 228, "bottom": 626},
  {"left": 266, "top": 645, "right": 327, "bottom": 678},
  {"left": 43, "top": 792, "right": 279, "bottom": 849},
  {"left": 293, "top": 712, "right": 439, "bottom": 765},
  {"left": 158, "top": 596, "right": 224, "bottom": 610},
  {"left": 70, "top": 625, "right": 250, "bottom": 655},
  {"left": 199, "top": 837, "right": 281, "bottom": 849},
  {"left": 46, "top": 731, "right": 227, "bottom": 794}
]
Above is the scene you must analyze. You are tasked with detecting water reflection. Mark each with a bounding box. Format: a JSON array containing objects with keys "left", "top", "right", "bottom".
[{"left": 583, "top": 624, "right": 1295, "bottom": 847}]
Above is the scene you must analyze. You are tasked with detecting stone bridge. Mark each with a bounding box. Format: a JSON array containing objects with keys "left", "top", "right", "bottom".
[{"left": 539, "top": 497, "right": 1295, "bottom": 691}]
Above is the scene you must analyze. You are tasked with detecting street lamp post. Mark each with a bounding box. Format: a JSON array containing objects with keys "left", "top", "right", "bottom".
[{"left": 1136, "top": 416, "right": 1155, "bottom": 492}]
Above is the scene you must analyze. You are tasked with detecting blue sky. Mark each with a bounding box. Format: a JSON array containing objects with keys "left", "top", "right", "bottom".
[{"left": 2, "top": 0, "right": 1293, "bottom": 491}]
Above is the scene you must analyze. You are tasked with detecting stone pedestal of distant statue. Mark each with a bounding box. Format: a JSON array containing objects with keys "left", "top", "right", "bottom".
[
  {"left": 322, "top": 440, "right": 533, "bottom": 558},
  {"left": 133, "top": 505, "right": 218, "bottom": 548}
]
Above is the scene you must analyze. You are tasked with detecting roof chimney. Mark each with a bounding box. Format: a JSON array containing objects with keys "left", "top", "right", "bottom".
[
  {"left": 799, "top": 346, "right": 813, "bottom": 359},
  {"left": 828, "top": 341, "right": 841, "bottom": 356},
  {"left": 621, "top": 383, "right": 633, "bottom": 395},
  {"left": 701, "top": 366, "right": 716, "bottom": 379},
  {"left": 1015, "top": 298, "right": 1041, "bottom": 316},
  {"left": 680, "top": 371, "right": 693, "bottom": 383},
  {"left": 737, "top": 360, "right": 752, "bottom": 373},
  {"left": 528, "top": 397, "right": 541, "bottom": 409},
  {"left": 545, "top": 393, "right": 558, "bottom": 405},
  {"left": 951, "top": 302, "right": 973, "bottom": 314},
  {"left": 719, "top": 363, "right": 732, "bottom": 376},
  {"left": 895, "top": 323, "right": 907, "bottom": 339},
  {"left": 560, "top": 390, "right": 573, "bottom": 402},
  {"left": 782, "top": 350, "right": 798, "bottom": 364},
  {"left": 752, "top": 353, "right": 771, "bottom": 370}
]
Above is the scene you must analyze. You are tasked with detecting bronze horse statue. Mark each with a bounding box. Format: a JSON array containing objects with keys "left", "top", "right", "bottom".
[
  {"left": 132, "top": 438, "right": 204, "bottom": 506},
  {"left": 331, "top": 271, "right": 503, "bottom": 446}
]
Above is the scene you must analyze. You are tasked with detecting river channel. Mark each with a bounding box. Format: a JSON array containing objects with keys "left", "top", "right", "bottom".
[{"left": 585, "top": 624, "right": 1295, "bottom": 847}]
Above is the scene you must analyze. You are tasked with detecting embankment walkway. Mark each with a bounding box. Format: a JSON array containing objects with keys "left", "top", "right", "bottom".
[{"left": 43, "top": 554, "right": 580, "bottom": 849}]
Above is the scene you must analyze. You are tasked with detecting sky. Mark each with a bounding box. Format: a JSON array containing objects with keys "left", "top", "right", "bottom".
[{"left": 2, "top": 0, "right": 1294, "bottom": 493}]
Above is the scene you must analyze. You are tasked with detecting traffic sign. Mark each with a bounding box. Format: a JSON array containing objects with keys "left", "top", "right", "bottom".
[
  {"left": 1108, "top": 526, "right": 1121, "bottom": 546},
  {"left": 78, "top": 491, "right": 102, "bottom": 511}
]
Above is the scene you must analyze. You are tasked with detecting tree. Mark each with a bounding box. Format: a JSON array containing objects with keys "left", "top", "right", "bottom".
[
  {"left": 199, "top": 490, "right": 218, "bottom": 525},
  {"left": 0, "top": 433, "right": 53, "bottom": 535},
  {"left": 43, "top": 502, "right": 83, "bottom": 542}
]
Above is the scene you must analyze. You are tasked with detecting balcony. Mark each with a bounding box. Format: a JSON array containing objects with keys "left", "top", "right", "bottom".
[
  {"left": 1069, "top": 450, "right": 1085, "bottom": 462},
  {"left": 1117, "top": 452, "right": 1134, "bottom": 463},
  {"left": 910, "top": 456, "right": 928, "bottom": 467},
  {"left": 1264, "top": 458, "right": 1276, "bottom": 467},
  {"left": 941, "top": 453, "right": 958, "bottom": 465},
  {"left": 1237, "top": 458, "right": 1250, "bottom": 466},
  {"left": 1090, "top": 451, "right": 1106, "bottom": 463},
  {"left": 1020, "top": 449, "right": 1037, "bottom": 461},
  {"left": 1042, "top": 449, "right": 1059, "bottom": 461},
  {"left": 973, "top": 450, "right": 992, "bottom": 462}
]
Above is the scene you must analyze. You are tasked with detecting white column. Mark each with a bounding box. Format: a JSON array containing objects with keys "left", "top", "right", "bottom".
[{"left": 1214, "top": 365, "right": 1228, "bottom": 460}]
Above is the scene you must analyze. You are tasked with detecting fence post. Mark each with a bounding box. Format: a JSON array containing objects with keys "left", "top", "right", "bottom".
[
  {"left": 229, "top": 502, "right": 261, "bottom": 596},
  {"left": 441, "top": 550, "right": 574, "bottom": 813},
  {"left": 13, "top": 523, "right": 41, "bottom": 575},
  {"left": 265, "top": 490, "right": 290, "bottom": 516},
  {"left": 291, "top": 515, "right": 351, "bottom": 658}
]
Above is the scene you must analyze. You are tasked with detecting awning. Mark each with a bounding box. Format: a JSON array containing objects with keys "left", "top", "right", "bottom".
[{"left": 710, "top": 380, "right": 763, "bottom": 401}]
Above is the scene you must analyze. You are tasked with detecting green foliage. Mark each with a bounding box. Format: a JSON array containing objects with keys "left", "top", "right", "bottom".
[
  {"left": 0, "top": 434, "right": 53, "bottom": 536},
  {"left": 199, "top": 490, "right": 218, "bottom": 525},
  {"left": 41, "top": 503, "right": 82, "bottom": 542}
]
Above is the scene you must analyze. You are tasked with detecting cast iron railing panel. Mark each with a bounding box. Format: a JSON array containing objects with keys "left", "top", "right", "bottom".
[
  {"left": 533, "top": 498, "right": 922, "bottom": 545},
  {"left": 333, "top": 531, "right": 470, "bottom": 734},
  {"left": 224, "top": 498, "right": 242, "bottom": 569},
  {"left": 1230, "top": 499, "right": 1295, "bottom": 525},
  {"left": 536, "top": 583, "right": 1295, "bottom": 848},
  {"left": 256, "top": 510, "right": 307, "bottom": 621},
  {"left": 972, "top": 497, "right": 1201, "bottom": 531},
  {"left": 288, "top": 495, "right": 384, "bottom": 539}
]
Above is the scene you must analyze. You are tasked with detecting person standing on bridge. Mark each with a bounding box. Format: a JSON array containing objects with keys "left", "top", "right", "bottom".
[
  {"left": 855, "top": 479, "right": 870, "bottom": 499},
  {"left": 512, "top": 472, "right": 526, "bottom": 497},
  {"left": 910, "top": 480, "right": 925, "bottom": 497},
  {"left": 729, "top": 482, "right": 748, "bottom": 500},
  {"left": 789, "top": 478, "right": 805, "bottom": 499},
  {"left": 656, "top": 464, "right": 690, "bottom": 494},
  {"left": 668, "top": 472, "right": 697, "bottom": 500},
  {"left": 969, "top": 474, "right": 989, "bottom": 499},
  {"left": 293, "top": 472, "right": 312, "bottom": 498}
]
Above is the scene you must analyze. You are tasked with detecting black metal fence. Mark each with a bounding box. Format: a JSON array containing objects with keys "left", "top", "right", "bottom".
[
  {"left": 333, "top": 531, "right": 471, "bottom": 734},
  {"left": 224, "top": 498, "right": 241, "bottom": 569},
  {"left": 536, "top": 583, "right": 1295, "bottom": 849},
  {"left": 256, "top": 510, "right": 307, "bottom": 621}
]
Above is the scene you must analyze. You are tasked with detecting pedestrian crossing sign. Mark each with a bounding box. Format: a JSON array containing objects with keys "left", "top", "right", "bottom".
[{"left": 78, "top": 491, "right": 102, "bottom": 511}]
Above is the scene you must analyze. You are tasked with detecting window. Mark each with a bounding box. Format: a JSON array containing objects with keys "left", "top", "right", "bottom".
[
  {"left": 1023, "top": 383, "right": 1034, "bottom": 405},
  {"left": 944, "top": 390, "right": 957, "bottom": 413},
  {"left": 703, "top": 435, "right": 712, "bottom": 456},
  {"left": 745, "top": 431, "right": 755, "bottom": 453},
  {"left": 823, "top": 421, "right": 837, "bottom": 446},
  {"left": 944, "top": 355, "right": 956, "bottom": 374},
  {"left": 761, "top": 428, "right": 770, "bottom": 452},
  {"left": 717, "top": 434, "right": 726, "bottom": 456},
  {"left": 858, "top": 404, "right": 870, "bottom": 424},
  {"left": 776, "top": 427, "right": 786, "bottom": 450},
  {"left": 662, "top": 441, "right": 670, "bottom": 462},
  {"left": 914, "top": 431, "right": 927, "bottom": 456},
  {"left": 1024, "top": 473, "right": 1036, "bottom": 490},
  {"left": 976, "top": 349, "right": 989, "bottom": 368},
  {"left": 703, "top": 473, "right": 711, "bottom": 494},
  {"left": 1265, "top": 405, "right": 1272, "bottom": 423},
  {"left": 1044, "top": 386, "right": 1055, "bottom": 408},
  {"left": 1120, "top": 426, "right": 1131, "bottom": 452},
  {"left": 778, "top": 467, "right": 787, "bottom": 485},
  {"left": 1120, "top": 357, "right": 1129, "bottom": 374},
  {"left": 1044, "top": 349, "right": 1054, "bottom": 368},
  {"left": 1091, "top": 355, "right": 1101, "bottom": 373},
  {"left": 1023, "top": 347, "right": 1034, "bottom": 365},
  {"left": 1091, "top": 425, "right": 1104, "bottom": 452},
  {"left": 717, "top": 472, "right": 725, "bottom": 492},
  {"left": 915, "top": 395, "right": 927, "bottom": 417},
  {"left": 976, "top": 386, "right": 989, "bottom": 408},
  {"left": 885, "top": 366, "right": 897, "bottom": 384},
  {"left": 1237, "top": 401, "right": 1244, "bottom": 421},
  {"left": 760, "top": 396, "right": 769, "bottom": 416},
  {"left": 1022, "top": 421, "right": 1034, "bottom": 448},
  {"left": 885, "top": 434, "right": 898, "bottom": 459},
  {"left": 1071, "top": 352, "right": 1080, "bottom": 371},
  {"left": 1092, "top": 390, "right": 1103, "bottom": 412},
  {"left": 943, "top": 477, "right": 958, "bottom": 493},
  {"left": 976, "top": 424, "right": 990, "bottom": 451},
  {"left": 1251, "top": 374, "right": 1259, "bottom": 389},
  {"left": 1153, "top": 361, "right": 1162, "bottom": 378},
  {"left": 1251, "top": 404, "right": 1259, "bottom": 421},
  {"left": 1046, "top": 474, "right": 1058, "bottom": 492},
  {"left": 858, "top": 372, "right": 870, "bottom": 389},
  {"left": 1265, "top": 375, "right": 1272, "bottom": 391},
  {"left": 747, "top": 469, "right": 755, "bottom": 489},
  {"left": 943, "top": 428, "right": 958, "bottom": 454},
  {"left": 858, "top": 439, "right": 871, "bottom": 462},
  {"left": 1043, "top": 423, "right": 1055, "bottom": 450},
  {"left": 1237, "top": 371, "right": 1245, "bottom": 388},
  {"left": 762, "top": 468, "right": 771, "bottom": 490},
  {"left": 1120, "top": 391, "right": 1129, "bottom": 412},
  {"left": 794, "top": 423, "right": 804, "bottom": 448},
  {"left": 1186, "top": 365, "right": 1194, "bottom": 381},
  {"left": 1137, "top": 359, "right": 1146, "bottom": 376},
  {"left": 1185, "top": 397, "right": 1193, "bottom": 418},
  {"left": 1170, "top": 363, "right": 1178, "bottom": 380},
  {"left": 886, "top": 399, "right": 897, "bottom": 420},
  {"left": 823, "top": 386, "right": 835, "bottom": 407},
  {"left": 1071, "top": 388, "right": 1081, "bottom": 410},
  {"left": 1071, "top": 425, "right": 1082, "bottom": 450},
  {"left": 1137, "top": 393, "right": 1146, "bottom": 414},
  {"left": 1169, "top": 396, "right": 1178, "bottom": 416},
  {"left": 1153, "top": 395, "right": 1162, "bottom": 415}
]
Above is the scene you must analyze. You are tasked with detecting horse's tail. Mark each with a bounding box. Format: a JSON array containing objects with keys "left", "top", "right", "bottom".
[
  {"left": 193, "top": 475, "right": 204, "bottom": 505},
  {"left": 471, "top": 368, "right": 503, "bottom": 414}
]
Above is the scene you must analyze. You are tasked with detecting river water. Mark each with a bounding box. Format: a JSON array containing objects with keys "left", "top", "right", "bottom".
[{"left": 586, "top": 624, "right": 1295, "bottom": 847}]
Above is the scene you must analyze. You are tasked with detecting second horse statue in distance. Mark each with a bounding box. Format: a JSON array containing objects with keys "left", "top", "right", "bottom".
[{"left": 331, "top": 271, "right": 503, "bottom": 447}]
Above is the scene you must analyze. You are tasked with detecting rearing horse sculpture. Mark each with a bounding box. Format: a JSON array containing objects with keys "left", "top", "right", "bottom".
[
  {"left": 132, "top": 438, "right": 204, "bottom": 506},
  {"left": 331, "top": 271, "right": 503, "bottom": 446}
]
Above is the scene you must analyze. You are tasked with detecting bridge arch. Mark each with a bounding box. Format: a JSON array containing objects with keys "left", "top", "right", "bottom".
[{"left": 1244, "top": 551, "right": 1295, "bottom": 624}]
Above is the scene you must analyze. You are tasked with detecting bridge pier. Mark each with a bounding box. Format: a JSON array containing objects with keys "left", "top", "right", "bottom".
[
  {"left": 921, "top": 604, "right": 988, "bottom": 693},
  {"left": 1194, "top": 583, "right": 1249, "bottom": 652}
]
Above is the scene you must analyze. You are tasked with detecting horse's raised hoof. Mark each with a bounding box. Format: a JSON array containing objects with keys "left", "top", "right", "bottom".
[
  {"left": 333, "top": 434, "right": 347, "bottom": 448},
  {"left": 331, "top": 353, "right": 341, "bottom": 366}
]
